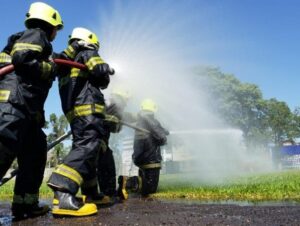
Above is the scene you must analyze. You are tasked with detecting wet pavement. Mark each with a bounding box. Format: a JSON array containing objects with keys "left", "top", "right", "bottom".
[{"left": 1, "top": 198, "right": 300, "bottom": 225}]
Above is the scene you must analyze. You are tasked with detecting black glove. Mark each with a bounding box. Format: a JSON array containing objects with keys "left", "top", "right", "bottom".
[
  {"left": 106, "top": 115, "right": 121, "bottom": 133},
  {"left": 41, "top": 61, "right": 57, "bottom": 81},
  {"left": 152, "top": 133, "right": 167, "bottom": 146},
  {"left": 99, "top": 74, "right": 110, "bottom": 89},
  {"left": 49, "top": 61, "right": 58, "bottom": 76}
]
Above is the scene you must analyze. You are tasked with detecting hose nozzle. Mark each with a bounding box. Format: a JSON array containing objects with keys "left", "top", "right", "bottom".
[{"left": 108, "top": 67, "right": 115, "bottom": 75}]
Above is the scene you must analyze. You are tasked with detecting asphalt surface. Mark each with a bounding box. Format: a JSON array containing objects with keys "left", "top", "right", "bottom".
[{"left": 1, "top": 198, "right": 300, "bottom": 225}]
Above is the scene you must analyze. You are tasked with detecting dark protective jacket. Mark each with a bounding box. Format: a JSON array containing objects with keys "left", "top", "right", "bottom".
[
  {"left": 0, "top": 29, "right": 55, "bottom": 125},
  {"left": 104, "top": 96, "right": 130, "bottom": 135},
  {"left": 104, "top": 95, "right": 127, "bottom": 133},
  {"left": 0, "top": 32, "right": 22, "bottom": 68},
  {"left": 132, "top": 111, "right": 169, "bottom": 166},
  {"left": 58, "top": 42, "right": 110, "bottom": 121},
  {"left": 103, "top": 95, "right": 137, "bottom": 141}
]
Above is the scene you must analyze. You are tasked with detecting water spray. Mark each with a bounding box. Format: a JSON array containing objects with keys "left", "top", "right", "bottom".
[{"left": 169, "top": 129, "right": 243, "bottom": 135}]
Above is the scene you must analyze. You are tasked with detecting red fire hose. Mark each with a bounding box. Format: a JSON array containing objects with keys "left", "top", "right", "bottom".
[
  {"left": 54, "top": 59, "right": 87, "bottom": 70},
  {"left": 0, "top": 64, "right": 14, "bottom": 76},
  {"left": 0, "top": 59, "right": 87, "bottom": 77}
]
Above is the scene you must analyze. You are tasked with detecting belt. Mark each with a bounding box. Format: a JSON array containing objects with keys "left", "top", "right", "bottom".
[{"left": 140, "top": 163, "right": 162, "bottom": 169}]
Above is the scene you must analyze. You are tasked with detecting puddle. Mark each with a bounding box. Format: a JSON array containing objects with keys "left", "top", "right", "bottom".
[{"left": 0, "top": 216, "right": 11, "bottom": 226}]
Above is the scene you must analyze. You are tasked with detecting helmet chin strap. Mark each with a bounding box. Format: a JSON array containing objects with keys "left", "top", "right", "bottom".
[{"left": 49, "top": 28, "right": 58, "bottom": 42}]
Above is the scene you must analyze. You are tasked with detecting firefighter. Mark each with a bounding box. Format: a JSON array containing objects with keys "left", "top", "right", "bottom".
[
  {"left": 97, "top": 88, "right": 134, "bottom": 205},
  {"left": 118, "top": 99, "right": 169, "bottom": 199},
  {"left": 0, "top": 2, "right": 63, "bottom": 220},
  {"left": 47, "top": 27, "right": 114, "bottom": 217}
]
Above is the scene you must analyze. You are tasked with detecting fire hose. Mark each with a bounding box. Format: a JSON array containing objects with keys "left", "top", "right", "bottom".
[
  {"left": 0, "top": 58, "right": 115, "bottom": 77},
  {"left": 120, "top": 120, "right": 150, "bottom": 134}
]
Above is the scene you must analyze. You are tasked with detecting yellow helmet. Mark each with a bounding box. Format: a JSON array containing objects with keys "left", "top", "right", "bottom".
[
  {"left": 25, "top": 2, "right": 63, "bottom": 30},
  {"left": 68, "top": 27, "right": 100, "bottom": 48},
  {"left": 112, "top": 88, "right": 131, "bottom": 100},
  {"left": 141, "top": 99, "right": 157, "bottom": 112}
]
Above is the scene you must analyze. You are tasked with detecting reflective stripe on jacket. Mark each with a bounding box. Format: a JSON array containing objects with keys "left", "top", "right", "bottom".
[{"left": 0, "top": 29, "right": 53, "bottom": 124}]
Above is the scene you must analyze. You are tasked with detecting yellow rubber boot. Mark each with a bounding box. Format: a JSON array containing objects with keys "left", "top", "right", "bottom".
[
  {"left": 52, "top": 191, "right": 97, "bottom": 217},
  {"left": 54, "top": 194, "right": 115, "bottom": 208},
  {"left": 117, "top": 176, "right": 128, "bottom": 200},
  {"left": 52, "top": 203, "right": 97, "bottom": 217}
]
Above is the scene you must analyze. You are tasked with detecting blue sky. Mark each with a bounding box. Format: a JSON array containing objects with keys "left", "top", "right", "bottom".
[{"left": 1, "top": 0, "right": 300, "bottom": 122}]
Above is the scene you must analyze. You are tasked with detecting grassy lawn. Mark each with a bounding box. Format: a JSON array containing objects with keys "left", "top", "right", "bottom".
[
  {"left": 1, "top": 170, "right": 300, "bottom": 202},
  {"left": 154, "top": 170, "right": 300, "bottom": 202},
  {"left": 0, "top": 180, "right": 53, "bottom": 201}
]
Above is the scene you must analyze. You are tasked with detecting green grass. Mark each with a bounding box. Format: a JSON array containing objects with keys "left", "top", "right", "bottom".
[
  {"left": 0, "top": 179, "right": 53, "bottom": 201},
  {"left": 1, "top": 170, "right": 300, "bottom": 202},
  {"left": 154, "top": 170, "right": 300, "bottom": 202}
]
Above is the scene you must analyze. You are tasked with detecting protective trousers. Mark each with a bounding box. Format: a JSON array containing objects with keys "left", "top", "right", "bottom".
[
  {"left": 97, "top": 146, "right": 116, "bottom": 196},
  {"left": 48, "top": 115, "right": 105, "bottom": 194},
  {"left": 138, "top": 167, "right": 160, "bottom": 196},
  {"left": 0, "top": 103, "right": 47, "bottom": 201}
]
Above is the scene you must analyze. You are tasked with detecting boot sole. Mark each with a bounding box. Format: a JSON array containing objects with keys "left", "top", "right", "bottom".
[
  {"left": 13, "top": 207, "right": 49, "bottom": 220},
  {"left": 52, "top": 203, "right": 97, "bottom": 217},
  {"left": 52, "top": 208, "right": 97, "bottom": 217}
]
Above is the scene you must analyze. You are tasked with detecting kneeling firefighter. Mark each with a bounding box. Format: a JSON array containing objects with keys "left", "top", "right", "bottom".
[
  {"left": 47, "top": 27, "right": 114, "bottom": 217},
  {"left": 0, "top": 2, "right": 63, "bottom": 219},
  {"left": 97, "top": 88, "right": 135, "bottom": 204},
  {"left": 118, "top": 99, "right": 169, "bottom": 199}
]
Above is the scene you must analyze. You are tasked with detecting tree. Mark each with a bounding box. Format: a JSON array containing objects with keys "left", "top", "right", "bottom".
[
  {"left": 264, "top": 98, "right": 300, "bottom": 146},
  {"left": 195, "top": 67, "right": 270, "bottom": 149},
  {"left": 194, "top": 66, "right": 300, "bottom": 150},
  {"left": 291, "top": 107, "right": 300, "bottom": 139},
  {"left": 47, "top": 113, "right": 70, "bottom": 167}
]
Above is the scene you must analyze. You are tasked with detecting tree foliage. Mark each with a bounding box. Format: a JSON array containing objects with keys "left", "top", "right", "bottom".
[
  {"left": 46, "top": 113, "right": 70, "bottom": 167},
  {"left": 264, "top": 98, "right": 300, "bottom": 145},
  {"left": 196, "top": 67, "right": 300, "bottom": 148}
]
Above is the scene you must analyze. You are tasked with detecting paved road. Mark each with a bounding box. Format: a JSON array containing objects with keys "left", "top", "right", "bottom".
[{"left": 1, "top": 198, "right": 300, "bottom": 225}]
